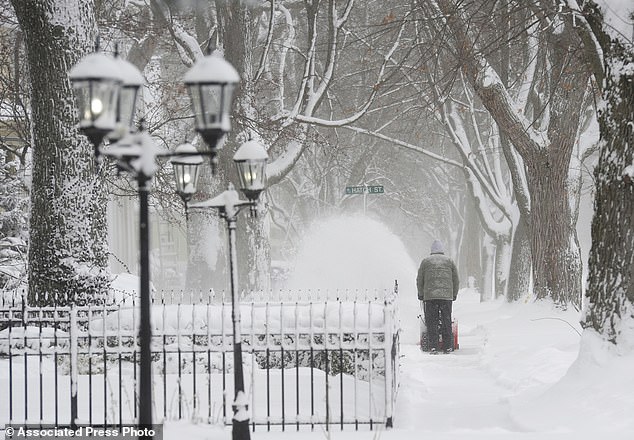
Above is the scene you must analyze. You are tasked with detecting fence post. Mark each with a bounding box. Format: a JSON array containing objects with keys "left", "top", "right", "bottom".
[
  {"left": 383, "top": 293, "right": 393, "bottom": 428},
  {"left": 70, "top": 304, "right": 78, "bottom": 427}
]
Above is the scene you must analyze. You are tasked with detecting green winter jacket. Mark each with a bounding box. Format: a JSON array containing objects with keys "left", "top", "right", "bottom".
[{"left": 416, "top": 253, "right": 459, "bottom": 301}]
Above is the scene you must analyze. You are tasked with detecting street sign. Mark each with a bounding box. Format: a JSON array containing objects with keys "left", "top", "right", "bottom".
[{"left": 345, "top": 185, "right": 384, "bottom": 195}]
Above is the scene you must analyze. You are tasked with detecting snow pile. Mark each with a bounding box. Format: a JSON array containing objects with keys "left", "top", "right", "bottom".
[
  {"left": 88, "top": 301, "right": 391, "bottom": 334},
  {"left": 108, "top": 272, "right": 142, "bottom": 303},
  {"left": 512, "top": 328, "right": 634, "bottom": 435},
  {"left": 0, "top": 326, "right": 69, "bottom": 354},
  {"left": 458, "top": 298, "right": 582, "bottom": 396}
]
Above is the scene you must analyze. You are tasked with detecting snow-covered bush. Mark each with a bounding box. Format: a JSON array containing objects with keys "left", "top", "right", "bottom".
[{"left": 0, "top": 151, "right": 29, "bottom": 290}]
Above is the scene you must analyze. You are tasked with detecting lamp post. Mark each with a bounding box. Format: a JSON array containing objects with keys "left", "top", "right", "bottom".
[
  {"left": 182, "top": 140, "right": 268, "bottom": 440},
  {"left": 69, "top": 46, "right": 241, "bottom": 437},
  {"left": 101, "top": 128, "right": 165, "bottom": 432}
]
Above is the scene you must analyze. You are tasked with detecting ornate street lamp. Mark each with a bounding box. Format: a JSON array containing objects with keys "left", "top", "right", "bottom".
[
  {"left": 183, "top": 51, "right": 240, "bottom": 172},
  {"left": 185, "top": 139, "right": 268, "bottom": 440},
  {"left": 70, "top": 50, "right": 155, "bottom": 434},
  {"left": 100, "top": 126, "right": 164, "bottom": 434},
  {"left": 69, "top": 51, "right": 123, "bottom": 157},
  {"left": 170, "top": 142, "right": 203, "bottom": 209},
  {"left": 70, "top": 45, "right": 246, "bottom": 439}
]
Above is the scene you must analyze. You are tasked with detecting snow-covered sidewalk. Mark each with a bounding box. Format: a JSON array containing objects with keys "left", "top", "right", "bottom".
[{"left": 395, "top": 340, "right": 522, "bottom": 434}]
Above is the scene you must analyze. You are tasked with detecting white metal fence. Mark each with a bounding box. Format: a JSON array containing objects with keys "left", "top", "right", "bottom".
[{"left": 0, "top": 284, "right": 400, "bottom": 431}]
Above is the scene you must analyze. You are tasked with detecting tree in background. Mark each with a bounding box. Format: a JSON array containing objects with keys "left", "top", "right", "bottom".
[
  {"left": 140, "top": 0, "right": 412, "bottom": 292},
  {"left": 423, "top": 0, "right": 595, "bottom": 307}
]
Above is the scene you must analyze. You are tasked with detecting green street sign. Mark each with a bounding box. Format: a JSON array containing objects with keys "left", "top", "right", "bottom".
[
  {"left": 345, "top": 185, "right": 384, "bottom": 195},
  {"left": 346, "top": 186, "right": 364, "bottom": 194}
]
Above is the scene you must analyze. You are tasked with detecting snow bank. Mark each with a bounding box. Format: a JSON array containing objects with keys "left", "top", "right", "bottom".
[
  {"left": 88, "top": 301, "right": 390, "bottom": 334},
  {"left": 459, "top": 298, "right": 582, "bottom": 396},
  {"left": 512, "top": 329, "right": 634, "bottom": 434}
]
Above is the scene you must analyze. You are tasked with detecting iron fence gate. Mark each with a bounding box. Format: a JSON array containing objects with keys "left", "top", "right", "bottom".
[{"left": 0, "top": 285, "right": 400, "bottom": 431}]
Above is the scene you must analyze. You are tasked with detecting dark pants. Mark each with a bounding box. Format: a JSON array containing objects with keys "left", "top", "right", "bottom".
[{"left": 423, "top": 299, "right": 453, "bottom": 350}]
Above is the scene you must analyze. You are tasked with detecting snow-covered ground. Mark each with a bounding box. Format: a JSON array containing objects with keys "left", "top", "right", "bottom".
[{"left": 164, "top": 290, "right": 634, "bottom": 439}]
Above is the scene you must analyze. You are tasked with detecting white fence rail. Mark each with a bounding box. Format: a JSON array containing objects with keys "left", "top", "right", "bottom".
[{"left": 0, "top": 284, "right": 400, "bottom": 431}]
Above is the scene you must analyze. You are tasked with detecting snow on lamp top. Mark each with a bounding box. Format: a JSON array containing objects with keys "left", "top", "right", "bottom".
[
  {"left": 233, "top": 139, "right": 269, "bottom": 161},
  {"left": 170, "top": 142, "right": 204, "bottom": 165},
  {"left": 114, "top": 57, "right": 145, "bottom": 86},
  {"left": 69, "top": 52, "right": 123, "bottom": 81},
  {"left": 190, "top": 184, "right": 243, "bottom": 216},
  {"left": 183, "top": 51, "right": 240, "bottom": 84}
]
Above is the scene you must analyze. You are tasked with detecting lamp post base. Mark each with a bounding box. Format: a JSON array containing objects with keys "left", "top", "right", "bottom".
[{"left": 232, "top": 419, "right": 250, "bottom": 440}]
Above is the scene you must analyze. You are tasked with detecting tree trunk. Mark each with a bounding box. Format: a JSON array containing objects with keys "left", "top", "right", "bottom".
[
  {"left": 481, "top": 235, "right": 495, "bottom": 301},
  {"left": 216, "top": 0, "right": 271, "bottom": 293},
  {"left": 506, "top": 216, "right": 531, "bottom": 301},
  {"left": 494, "top": 237, "right": 511, "bottom": 299},
  {"left": 583, "top": 31, "right": 634, "bottom": 341},
  {"left": 11, "top": 0, "right": 110, "bottom": 306},
  {"left": 460, "top": 196, "right": 483, "bottom": 290},
  {"left": 526, "top": 156, "right": 582, "bottom": 307},
  {"left": 245, "top": 205, "right": 271, "bottom": 292}
]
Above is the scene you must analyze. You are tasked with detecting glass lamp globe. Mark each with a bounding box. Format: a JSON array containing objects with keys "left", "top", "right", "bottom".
[
  {"left": 69, "top": 52, "right": 123, "bottom": 153},
  {"left": 233, "top": 139, "right": 268, "bottom": 202},
  {"left": 171, "top": 142, "right": 203, "bottom": 203},
  {"left": 109, "top": 55, "right": 145, "bottom": 141},
  {"left": 183, "top": 51, "right": 240, "bottom": 169}
]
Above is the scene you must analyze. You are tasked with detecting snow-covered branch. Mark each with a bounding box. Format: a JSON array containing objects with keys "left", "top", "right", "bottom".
[
  {"left": 254, "top": 0, "right": 276, "bottom": 83},
  {"left": 433, "top": 0, "right": 547, "bottom": 157},
  {"left": 342, "top": 125, "right": 462, "bottom": 168},
  {"left": 150, "top": 0, "right": 204, "bottom": 66}
]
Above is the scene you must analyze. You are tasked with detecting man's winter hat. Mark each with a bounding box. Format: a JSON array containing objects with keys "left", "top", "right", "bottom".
[{"left": 431, "top": 239, "right": 444, "bottom": 254}]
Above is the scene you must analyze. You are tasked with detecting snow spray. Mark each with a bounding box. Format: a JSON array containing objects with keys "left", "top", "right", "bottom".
[{"left": 284, "top": 215, "right": 420, "bottom": 343}]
